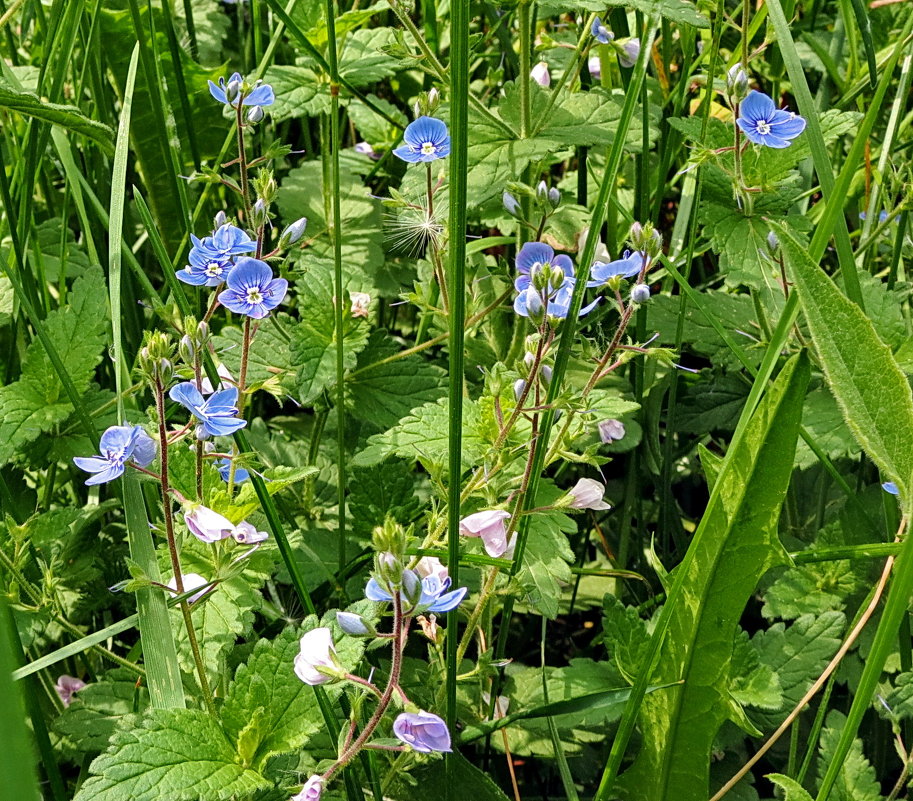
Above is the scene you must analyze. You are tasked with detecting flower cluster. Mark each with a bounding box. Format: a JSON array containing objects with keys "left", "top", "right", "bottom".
[
  {"left": 178, "top": 223, "right": 256, "bottom": 287},
  {"left": 513, "top": 242, "right": 601, "bottom": 321},
  {"left": 170, "top": 383, "right": 247, "bottom": 438},
  {"left": 365, "top": 565, "right": 468, "bottom": 614}
]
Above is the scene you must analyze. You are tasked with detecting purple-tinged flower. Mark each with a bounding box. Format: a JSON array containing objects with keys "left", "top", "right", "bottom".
[
  {"left": 167, "top": 572, "right": 212, "bottom": 604},
  {"left": 736, "top": 90, "right": 806, "bottom": 149},
  {"left": 589, "top": 250, "right": 644, "bottom": 285},
  {"left": 216, "top": 457, "right": 249, "bottom": 483},
  {"left": 231, "top": 521, "right": 268, "bottom": 544},
  {"left": 514, "top": 242, "right": 573, "bottom": 292},
  {"left": 514, "top": 243, "right": 601, "bottom": 320},
  {"left": 588, "top": 55, "right": 602, "bottom": 79},
  {"left": 208, "top": 72, "right": 275, "bottom": 109},
  {"left": 55, "top": 675, "right": 86, "bottom": 707},
  {"left": 291, "top": 775, "right": 324, "bottom": 801},
  {"left": 393, "top": 116, "right": 451, "bottom": 163},
  {"left": 169, "top": 382, "right": 247, "bottom": 438},
  {"left": 217, "top": 257, "right": 288, "bottom": 319},
  {"left": 365, "top": 570, "right": 467, "bottom": 614},
  {"left": 392, "top": 710, "right": 452, "bottom": 753},
  {"left": 883, "top": 482, "right": 900, "bottom": 496},
  {"left": 598, "top": 419, "right": 626, "bottom": 443},
  {"left": 184, "top": 505, "right": 235, "bottom": 544},
  {"left": 619, "top": 39, "right": 640, "bottom": 68},
  {"left": 591, "top": 16, "right": 613, "bottom": 44},
  {"left": 565, "top": 478, "right": 611, "bottom": 510},
  {"left": 294, "top": 627, "right": 340, "bottom": 685},
  {"left": 459, "top": 510, "right": 512, "bottom": 558},
  {"left": 73, "top": 425, "right": 156, "bottom": 486},
  {"left": 531, "top": 61, "right": 551, "bottom": 87}
]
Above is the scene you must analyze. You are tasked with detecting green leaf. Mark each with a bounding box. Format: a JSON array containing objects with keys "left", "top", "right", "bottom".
[
  {"left": 767, "top": 775, "right": 815, "bottom": 801},
  {"left": 537, "top": 0, "right": 707, "bottom": 25},
  {"left": 729, "top": 630, "right": 782, "bottom": 712},
  {"left": 413, "top": 749, "right": 511, "bottom": 801},
  {"left": 289, "top": 261, "right": 371, "bottom": 405},
  {"left": 348, "top": 331, "right": 447, "bottom": 430},
  {"left": 775, "top": 222, "right": 913, "bottom": 499},
  {"left": 602, "top": 594, "right": 651, "bottom": 684},
  {"left": 220, "top": 627, "right": 327, "bottom": 768},
  {"left": 73, "top": 709, "right": 269, "bottom": 801},
  {"left": 262, "top": 65, "right": 329, "bottom": 120},
  {"left": 815, "top": 710, "right": 884, "bottom": 801},
  {"left": 0, "top": 266, "right": 107, "bottom": 466},
  {"left": 353, "top": 397, "right": 487, "bottom": 474},
  {"left": 618, "top": 353, "right": 810, "bottom": 801},
  {"left": 348, "top": 458, "right": 422, "bottom": 533},
  {"left": 54, "top": 670, "right": 150, "bottom": 752},
  {"left": 0, "top": 85, "right": 115, "bottom": 154}
]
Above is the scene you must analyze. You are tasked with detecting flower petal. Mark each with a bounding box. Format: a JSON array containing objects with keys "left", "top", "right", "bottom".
[
  {"left": 243, "top": 84, "right": 275, "bottom": 107},
  {"left": 516, "top": 241, "right": 555, "bottom": 275},
  {"left": 169, "top": 381, "right": 206, "bottom": 411},
  {"left": 739, "top": 90, "right": 775, "bottom": 124}
]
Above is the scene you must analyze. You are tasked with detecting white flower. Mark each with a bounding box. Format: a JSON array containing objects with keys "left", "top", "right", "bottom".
[
  {"left": 598, "top": 419, "right": 626, "bottom": 443},
  {"left": 349, "top": 291, "right": 371, "bottom": 318},
  {"left": 199, "top": 363, "right": 235, "bottom": 394},
  {"left": 184, "top": 505, "right": 235, "bottom": 544},
  {"left": 167, "top": 572, "right": 211, "bottom": 604},
  {"left": 231, "top": 521, "right": 268, "bottom": 544},
  {"left": 293, "top": 627, "right": 340, "bottom": 685},
  {"left": 588, "top": 55, "right": 602, "bottom": 79},
  {"left": 459, "top": 510, "right": 512, "bottom": 558},
  {"left": 531, "top": 61, "right": 551, "bottom": 87},
  {"left": 566, "top": 478, "right": 611, "bottom": 510},
  {"left": 414, "top": 556, "right": 448, "bottom": 583}
]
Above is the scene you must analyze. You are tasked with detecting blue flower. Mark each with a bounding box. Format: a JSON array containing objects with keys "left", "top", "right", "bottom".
[
  {"left": 365, "top": 571, "right": 467, "bottom": 614},
  {"left": 619, "top": 39, "right": 640, "bottom": 68},
  {"left": 208, "top": 72, "right": 275, "bottom": 109},
  {"left": 513, "top": 242, "right": 600, "bottom": 320},
  {"left": 393, "top": 116, "right": 451, "bottom": 163},
  {"left": 192, "top": 224, "right": 257, "bottom": 261},
  {"left": 216, "top": 457, "right": 249, "bottom": 483},
  {"left": 169, "top": 383, "right": 247, "bottom": 437},
  {"left": 73, "top": 425, "right": 156, "bottom": 486},
  {"left": 883, "top": 482, "right": 899, "bottom": 496},
  {"left": 591, "top": 16, "right": 613, "bottom": 45},
  {"left": 514, "top": 242, "right": 574, "bottom": 293},
  {"left": 589, "top": 250, "right": 645, "bottom": 285},
  {"left": 393, "top": 711, "right": 452, "bottom": 753},
  {"left": 217, "top": 257, "right": 288, "bottom": 319},
  {"left": 177, "top": 248, "right": 233, "bottom": 287},
  {"left": 736, "top": 91, "right": 806, "bottom": 149}
]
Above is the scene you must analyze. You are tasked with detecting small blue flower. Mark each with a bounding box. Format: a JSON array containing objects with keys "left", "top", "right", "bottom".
[
  {"left": 177, "top": 248, "right": 233, "bottom": 287},
  {"left": 73, "top": 425, "right": 156, "bottom": 486},
  {"left": 883, "top": 482, "right": 899, "bottom": 496},
  {"left": 736, "top": 90, "right": 806, "bottom": 149},
  {"left": 208, "top": 72, "right": 275, "bottom": 109},
  {"left": 393, "top": 116, "right": 451, "bottom": 163},
  {"left": 217, "top": 257, "right": 288, "bottom": 319},
  {"left": 393, "top": 711, "right": 452, "bottom": 753},
  {"left": 514, "top": 242, "right": 574, "bottom": 293},
  {"left": 192, "top": 224, "right": 257, "bottom": 261},
  {"left": 589, "top": 250, "right": 644, "bottom": 285},
  {"left": 365, "top": 571, "right": 467, "bottom": 614},
  {"left": 591, "top": 16, "right": 613, "bottom": 44},
  {"left": 513, "top": 242, "right": 600, "bottom": 320},
  {"left": 618, "top": 39, "right": 640, "bottom": 68},
  {"left": 169, "top": 383, "right": 247, "bottom": 437},
  {"left": 216, "top": 457, "right": 249, "bottom": 483}
]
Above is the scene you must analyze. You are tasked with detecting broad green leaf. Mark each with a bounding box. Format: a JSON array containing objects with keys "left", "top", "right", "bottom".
[
  {"left": 289, "top": 260, "right": 371, "bottom": 405},
  {"left": 775, "top": 222, "right": 913, "bottom": 499},
  {"left": 220, "top": 627, "right": 327, "bottom": 768},
  {"left": 54, "top": 669, "right": 150, "bottom": 753},
  {"left": 412, "top": 750, "right": 511, "bottom": 801},
  {"left": 0, "top": 266, "right": 107, "bottom": 466},
  {"left": 618, "top": 352, "right": 810, "bottom": 801},
  {"left": 73, "top": 709, "right": 269, "bottom": 801},
  {"left": 348, "top": 458, "right": 422, "bottom": 534},
  {"left": 0, "top": 85, "right": 115, "bottom": 154},
  {"left": 815, "top": 710, "right": 884, "bottom": 801},
  {"left": 602, "top": 595, "right": 651, "bottom": 684},
  {"left": 729, "top": 630, "right": 782, "bottom": 712}
]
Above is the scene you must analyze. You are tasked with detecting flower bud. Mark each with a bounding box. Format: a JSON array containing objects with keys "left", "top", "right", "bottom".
[
  {"left": 631, "top": 283, "right": 651, "bottom": 304},
  {"left": 401, "top": 569, "right": 423, "bottom": 607},
  {"left": 532, "top": 265, "right": 551, "bottom": 291},
  {"left": 513, "top": 378, "right": 527, "bottom": 402},
  {"left": 548, "top": 187, "right": 561, "bottom": 209},
  {"left": 251, "top": 198, "right": 269, "bottom": 228},
  {"left": 226, "top": 79, "right": 241, "bottom": 103},
  {"left": 766, "top": 231, "right": 779, "bottom": 254},
  {"left": 196, "top": 320, "right": 210, "bottom": 345},
  {"left": 280, "top": 217, "right": 307, "bottom": 247},
  {"left": 354, "top": 141, "right": 375, "bottom": 157},
  {"left": 550, "top": 263, "right": 566, "bottom": 291},
  {"left": 727, "top": 64, "right": 749, "bottom": 102},
  {"left": 336, "top": 611, "right": 376, "bottom": 637},
  {"left": 503, "top": 191, "right": 521, "bottom": 217},
  {"left": 536, "top": 180, "right": 548, "bottom": 202},
  {"left": 531, "top": 61, "right": 551, "bottom": 87},
  {"left": 294, "top": 628, "right": 342, "bottom": 685},
  {"left": 598, "top": 418, "right": 626, "bottom": 443},
  {"left": 195, "top": 424, "right": 209, "bottom": 441},
  {"left": 246, "top": 105, "right": 264, "bottom": 124},
  {"left": 427, "top": 87, "right": 440, "bottom": 110},
  {"left": 376, "top": 551, "right": 404, "bottom": 589},
  {"left": 618, "top": 39, "right": 640, "bottom": 69},
  {"left": 525, "top": 289, "right": 545, "bottom": 326},
  {"left": 178, "top": 334, "right": 195, "bottom": 365},
  {"left": 541, "top": 365, "right": 553, "bottom": 385},
  {"left": 213, "top": 210, "right": 228, "bottom": 229}
]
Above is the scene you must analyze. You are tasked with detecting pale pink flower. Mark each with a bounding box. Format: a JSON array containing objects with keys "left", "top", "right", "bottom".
[
  {"left": 567, "top": 478, "right": 611, "bottom": 510},
  {"left": 167, "top": 572, "right": 212, "bottom": 604},
  {"left": 231, "top": 521, "right": 268, "bottom": 544},
  {"left": 184, "top": 505, "right": 235, "bottom": 543},
  {"left": 414, "top": 556, "right": 448, "bottom": 583},
  {"left": 55, "top": 675, "right": 86, "bottom": 707},
  {"left": 459, "top": 510, "right": 512, "bottom": 558},
  {"left": 531, "top": 61, "right": 551, "bottom": 87},
  {"left": 199, "top": 363, "right": 235, "bottom": 394},
  {"left": 291, "top": 775, "right": 324, "bottom": 801},
  {"left": 293, "top": 627, "right": 339, "bottom": 685},
  {"left": 598, "top": 419, "right": 626, "bottom": 443},
  {"left": 349, "top": 291, "right": 371, "bottom": 318}
]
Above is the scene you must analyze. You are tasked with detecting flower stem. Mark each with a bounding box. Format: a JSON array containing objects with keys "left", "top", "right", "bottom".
[
  {"left": 154, "top": 378, "right": 216, "bottom": 715},
  {"left": 235, "top": 103, "right": 251, "bottom": 219}
]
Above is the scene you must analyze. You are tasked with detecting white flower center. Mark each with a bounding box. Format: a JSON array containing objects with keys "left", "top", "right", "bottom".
[
  {"left": 204, "top": 262, "right": 223, "bottom": 277},
  {"left": 756, "top": 120, "right": 772, "bottom": 135},
  {"left": 246, "top": 287, "right": 264, "bottom": 304},
  {"left": 420, "top": 141, "right": 436, "bottom": 155}
]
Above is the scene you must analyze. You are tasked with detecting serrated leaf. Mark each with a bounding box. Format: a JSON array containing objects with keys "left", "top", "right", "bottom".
[
  {"left": 815, "top": 710, "right": 884, "bottom": 801},
  {"left": 0, "top": 85, "right": 114, "bottom": 154},
  {"left": 729, "top": 630, "right": 782, "bottom": 712},
  {"left": 761, "top": 558, "right": 858, "bottom": 621},
  {"left": 767, "top": 774, "right": 815, "bottom": 801},
  {"left": 262, "top": 64, "right": 329, "bottom": 120},
  {"left": 0, "top": 266, "right": 107, "bottom": 466},
  {"left": 619, "top": 353, "right": 810, "bottom": 801},
  {"left": 74, "top": 709, "right": 269, "bottom": 801},
  {"left": 776, "top": 222, "right": 913, "bottom": 500},
  {"left": 348, "top": 458, "right": 422, "bottom": 533},
  {"left": 602, "top": 594, "right": 651, "bottom": 684}
]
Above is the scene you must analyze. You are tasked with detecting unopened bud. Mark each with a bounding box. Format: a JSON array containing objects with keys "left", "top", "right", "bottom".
[
  {"left": 427, "top": 87, "right": 440, "bottom": 110},
  {"left": 766, "top": 231, "right": 779, "bottom": 254},
  {"left": 214, "top": 210, "right": 228, "bottom": 229},
  {"left": 247, "top": 105, "right": 264, "bottom": 124},
  {"left": 513, "top": 379, "right": 527, "bottom": 402},
  {"left": 401, "top": 569, "right": 422, "bottom": 607},
  {"left": 503, "top": 191, "right": 521, "bottom": 217},
  {"left": 178, "top": 334, "right": 195, "bottom": 364},
  {"left": 525, "top": 288, "right": 545, "bottom": 326},
  {"left": 195, "top": 424, "right": 209, "bottom": 441},
  {"left": 727, "top": 64, "right": 749, "bottom": 102},
  {"left": 548, "top": 187, "right": 561, "bottom": 209},
  {"left": 536, "top": 181, "right": 548, "bottom": 202},
  {"left": 226, "top": 80, "right": 241, "bottom": 103},
  {"left": 336, "top": 611, "right": 376, "bottom": 637},
  {"left": 280, "top": 217, "right": 308, "bottom": 247},
  {"left": 251, "top": 198, "right": 269, "bottom": 228},
  {"left": 531, "top": 61, "right": 551, "bottom": 87},
  {"left": 631, "top": 283, "right": 651, "bottom": 304},
  {"left": 550, "top": 264, "right": 566, "bottom": 290},
  {"left": 377, "top": 552, "right": 403, "bottom": 589},
  {"left": 196, "top": 320, "right": 210, "bottom": 344},
  {"left": 541, "top": 365, "right": 553, "bottom": 385}
]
